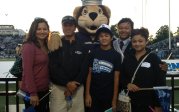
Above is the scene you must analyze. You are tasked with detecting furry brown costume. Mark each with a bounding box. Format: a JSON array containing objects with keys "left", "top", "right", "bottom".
[
  {"left": 48, "top": 1, "right": 111, "bottom": 51},
  {"left": 48, "top": 32, "right": 62, "bottom": 52},
  {"left": 73, "top": 5, "right": 110, "bottom": 36}
]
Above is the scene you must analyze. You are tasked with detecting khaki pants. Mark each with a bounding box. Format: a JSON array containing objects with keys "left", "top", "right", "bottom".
[{"left": 50, "top": 83, "right": 84, "bottom": 112}]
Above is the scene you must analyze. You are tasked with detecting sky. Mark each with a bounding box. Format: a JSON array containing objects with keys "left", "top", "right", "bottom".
[{"left": 0, "top": 0, "right": 179, "bottom": 36}]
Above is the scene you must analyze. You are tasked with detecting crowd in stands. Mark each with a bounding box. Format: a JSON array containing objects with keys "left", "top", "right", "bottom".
[
  {"left": 0, "top": 29, "right": 179, "bottom": 60},
  {"left": 0, "top": 35, "right": 24, "bottom": 58},
  {"left": 148, "top": 36, "right": 179, "bottom": 59}
]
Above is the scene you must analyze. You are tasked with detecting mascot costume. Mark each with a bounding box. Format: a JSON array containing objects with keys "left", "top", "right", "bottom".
[
  {"left": 48, "top": 0, "right": 111, "bottom": 52},
  {"left": 74, "top": 0, "right": 111, "bottom": 52}
]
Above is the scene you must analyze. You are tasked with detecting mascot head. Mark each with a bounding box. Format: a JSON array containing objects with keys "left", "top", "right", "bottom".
[{"left": 73, "top": 0, "right": 111, "bottom": 35}]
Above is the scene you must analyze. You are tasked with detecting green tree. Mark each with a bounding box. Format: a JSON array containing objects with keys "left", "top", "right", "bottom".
[
  {"left": 174, "top": 27, "right": 179, "bottom": 36},
  {"left": 148, "top": 35, "right": 154, "bottom": 45},
  {"left": 153, "top": 25, "right": 173, "bottom": 43}
]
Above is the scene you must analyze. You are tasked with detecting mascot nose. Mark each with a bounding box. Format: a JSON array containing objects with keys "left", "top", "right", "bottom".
[{"left": 89, "top": 12, "right": 97, "bottom": 21}]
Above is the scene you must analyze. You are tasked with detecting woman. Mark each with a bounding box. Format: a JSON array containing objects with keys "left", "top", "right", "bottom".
[
  {"left": 85, "top": 24, "right": 121, "bottom": 112},
  {"left": 20, "top": 18, "right": 50, "bottom": 112},
  {"left": 121, "top": 27, "right": 166, "bottom": 112}
]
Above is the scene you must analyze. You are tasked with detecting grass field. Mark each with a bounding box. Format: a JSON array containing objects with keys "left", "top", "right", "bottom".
[
  {"left": 0, "top": 80, "right": 179, "bottom": 112},
  {"left": 0, "top": 58, "right": 15, "bottom": 61}
]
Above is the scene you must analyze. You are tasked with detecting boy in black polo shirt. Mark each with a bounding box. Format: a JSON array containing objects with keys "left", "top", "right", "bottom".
[{"left": 85, "top": 24, "right": 121, "bottom": 112}]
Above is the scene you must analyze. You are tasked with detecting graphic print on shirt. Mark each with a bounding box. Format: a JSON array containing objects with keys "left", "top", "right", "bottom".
[{"left": 92, "top": 58, "right": 113, "bottom": 74}]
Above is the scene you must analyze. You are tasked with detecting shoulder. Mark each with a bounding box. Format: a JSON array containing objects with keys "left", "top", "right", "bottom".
[
  {"left": 149, "top": 52, "right": 160, "bottom": 59},
  {"left": 148, "top": 52, "right": 161, "bottom": 63},
  {"left": 75, "top": 32, "right": 90, "bottom": 40},
  {"left": 48, "top": 47, "right": 62, "bottom": 59},
  {"left": 23, "top": 42, "right": 36, "bottom": 50},
  {"left": 90, "top": 47, "right": 99, "bottom": 53},
  {"left": 111, "top": 48, "right": 120, "bottom": 55},
  {"left": 23, "top": 42, "right": 33, "bottom": 47},
  {"left": 89, "top": 47, "right": 100, "bottom": 56},
  {"left": 49, "top": 47, "right": 62, "bottom": 54},
  {"left": 113, "top": 38, "right": 118, "bottom": 45},
  {"left": 111, "top": 48, "right": 122, "bottom": 59}
]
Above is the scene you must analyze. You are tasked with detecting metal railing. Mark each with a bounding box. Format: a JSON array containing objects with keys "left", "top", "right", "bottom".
[
  {"left": 0, "top": 75, "right": 179, "bottom": 112},
  {"left": 166, "top": 74, "right": 179, "bottom": 112},
  {"left": 0, "top": 78, "right": 20, "bottom": 112}
]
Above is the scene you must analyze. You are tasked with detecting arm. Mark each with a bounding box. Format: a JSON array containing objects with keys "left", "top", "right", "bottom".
[
  {"left": 153, "top": 54, "right": 166, "bottom": 86},
  {"left": 112, "top": 71, "right": 119, "bottom": 111},
  {"left": 120, "top": 57, "right": 130, "bottom": 89},
  {"left": 160, "top": 61, "right": 168, "bottom": 72},
  {"left": 159, "top": 61, "right": 167, "bottom": 85},
  {"left": 121, "top": 57, "right": 140, "bottom": 92},
  {"left": 49, "top": 50, "right": 69, "bottom": 86},
  {"left": 152, "top": 54, "right": 166, "bottom": 108},
  {"left": 85, "top": 67, "right": 92, "bottom": 107},
  {"left": 22, "top": 43, "right": 39, "bottom": 106},
  {"left": 68, "top": 48, "right": 89, "bottom": 93},
  {"left": 74, "top": 52, "right": 89, "bottom": 85},
  {"left": 111, "top": 53, "right": 121, "bottom": 111},
  {"left": 22, "top": 43, "right": 37, "bottom": 96}
]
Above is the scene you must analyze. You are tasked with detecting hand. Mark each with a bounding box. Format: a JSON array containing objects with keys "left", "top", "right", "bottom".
[
  {"left": 64, "top": 90, "right": 71, "bottom": 97},
  {"left": 18, "top": 81, "right": 22, "bottom": 88},
  {"left": 85, "top": 94, "right": 92, "bottom": 107},
  {"left": 160, "top": 62, "right": 168, "bottom": 71},
  {"left": 30, "top": 95, "right": 39, "bottom": 107},
  {"left": 112, "top": 99, "right": 117, "bottom": 112},
  {"left": 154, "top": 107, "right": 163, "bottom": 112},
  {"left": 127, "top": 83, "right": 139, "bottom": 92},
  {"left": 66, "top": 81, "right": 80, "bottom": 94}
]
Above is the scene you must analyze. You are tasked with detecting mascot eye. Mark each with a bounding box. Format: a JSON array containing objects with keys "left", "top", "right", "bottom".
[
  {"left": 98, "top": 8, "right": 103, "bottom": 14},
  {"left": 83, "top": 9, "right": 88, "bottom": 15}
]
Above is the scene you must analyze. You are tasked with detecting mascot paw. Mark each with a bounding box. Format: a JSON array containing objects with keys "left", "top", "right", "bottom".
[{"left": 48, "top": 32, "right": 62, "bottom": 52}]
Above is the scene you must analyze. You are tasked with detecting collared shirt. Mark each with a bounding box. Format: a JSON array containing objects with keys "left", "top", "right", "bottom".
[
  {"left": 118, "top": 38, "right": 131, "bottom": 53},
  {"left": 113, "top": 37, "right": 131, "bottom": 63}
]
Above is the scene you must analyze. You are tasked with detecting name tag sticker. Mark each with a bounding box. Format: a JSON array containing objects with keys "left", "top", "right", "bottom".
[{"left": 141, "top": 62, "right": 151, "bottom": 68}]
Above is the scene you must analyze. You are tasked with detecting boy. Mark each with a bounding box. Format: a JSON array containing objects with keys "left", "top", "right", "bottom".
[{"left": 85, "top": 24, "right": 121, "bottom": 112}]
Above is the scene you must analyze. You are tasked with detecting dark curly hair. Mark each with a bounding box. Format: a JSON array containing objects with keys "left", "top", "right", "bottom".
[
  {"left": 131, "top": 27, "right": 149, "bottom": 40},
  {"left": 117, "top": 18, "right": 134, "bottom": 29}
]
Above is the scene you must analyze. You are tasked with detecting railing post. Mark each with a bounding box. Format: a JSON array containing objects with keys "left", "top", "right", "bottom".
[
  {"left": 171, "top": 76, "right": 174, "bottom": 112},
  {"left": 0, "top": 78, "right": 19, "bottom": 112},
  {"left": 166, "top": 74, "right": 179, "bottom": 112},
  {"left": 5, "top": 80, "right": 9, "bottom": 112},
  {"left": 16, "top": 79, "right": 19, "bottom": 112}
]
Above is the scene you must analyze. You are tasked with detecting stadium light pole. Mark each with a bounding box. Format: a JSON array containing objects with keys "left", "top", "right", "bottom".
[
  {"left": 142, "top": 0, "right": 144, "bottom": 27},
  {"left": 169, "top": 0, "right": 171, "bottom": 50}
]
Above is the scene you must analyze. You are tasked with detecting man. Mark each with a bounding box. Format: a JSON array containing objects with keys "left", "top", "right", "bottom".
[
  {"left": 49, "top": 15, "right": 87, "bottom": 112},
  {"left": 85, "top": 24, "right": 121, "bottom": 112},
  {"left": 113, "top": 18, "right": 134, "bottom": 62}
]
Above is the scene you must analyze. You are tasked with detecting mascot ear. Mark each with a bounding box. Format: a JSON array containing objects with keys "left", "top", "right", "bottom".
[
  {"left": 103, "top": 5, "right": 111, "bottom": 18},
  {"left": 73, "top": 6, "right": 81, "bottom": 19}
]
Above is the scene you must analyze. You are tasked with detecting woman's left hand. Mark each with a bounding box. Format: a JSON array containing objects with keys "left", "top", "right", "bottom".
[
  {"left": 127, "top": 83, "right": 140, "bottom": 92},
  {"left": 30, "top": 95, "right": 39, "bottom": 107},
  {"left": 155, "top": 107, "right": 163, "bottom": 112}
]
